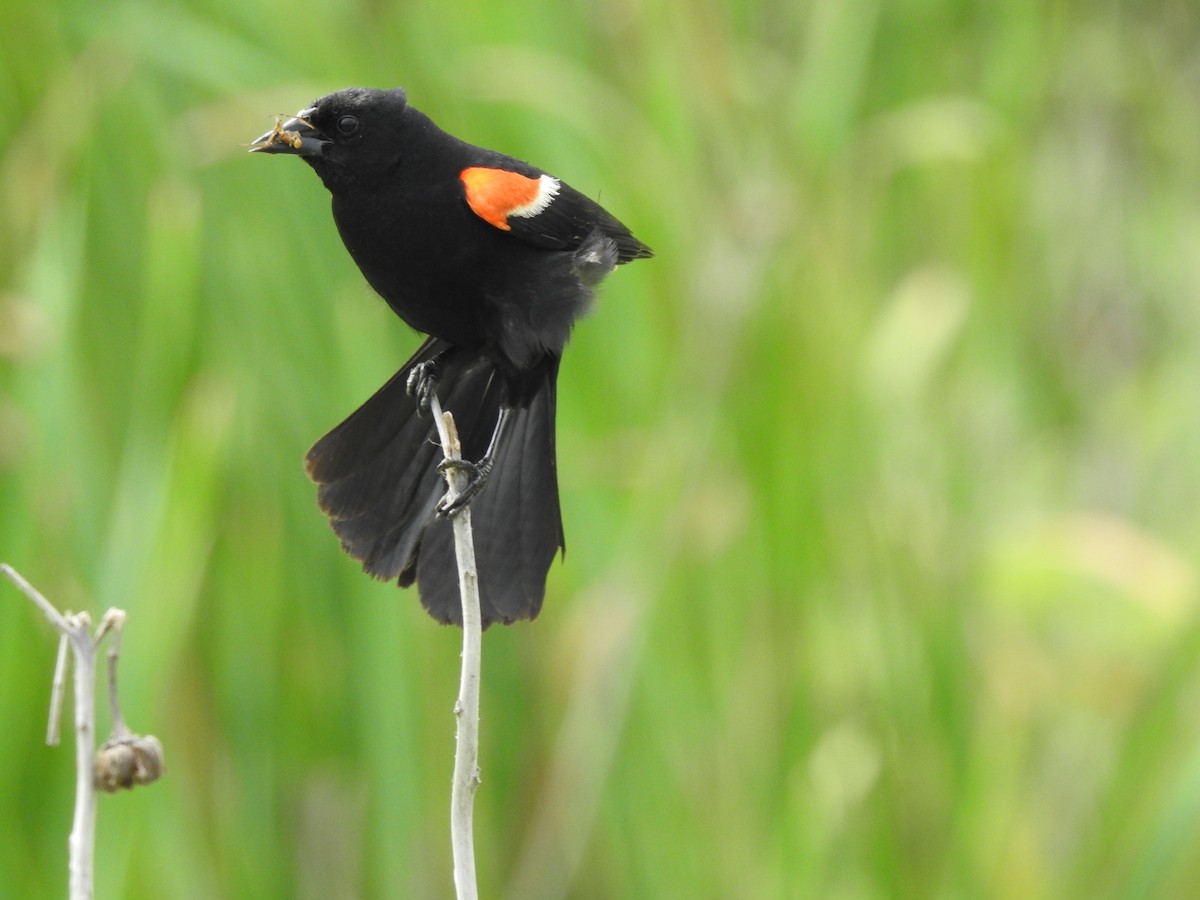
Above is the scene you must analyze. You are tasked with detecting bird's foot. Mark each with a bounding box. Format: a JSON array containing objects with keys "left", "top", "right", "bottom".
[
  {"left": 436, "top": 457, "right": 494, "bottom": 518},
  {"left": 406, "top": 359, "right": 440, "bottom": 416}
]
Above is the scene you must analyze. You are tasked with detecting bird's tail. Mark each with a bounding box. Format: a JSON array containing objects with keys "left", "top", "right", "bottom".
[{"left": 305, "top": 338, "right": 564, "bottom": 626}]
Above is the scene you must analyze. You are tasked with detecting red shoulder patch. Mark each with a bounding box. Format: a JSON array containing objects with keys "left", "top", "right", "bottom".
[{"left": 460, "top": 167, "right": 560, "bottom": 231}]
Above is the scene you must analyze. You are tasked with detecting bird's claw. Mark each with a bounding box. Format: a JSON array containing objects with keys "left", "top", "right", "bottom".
[
  {"left": 406, "top": 360, "right": 440, "bottom": 416},
  {"left": 436, "top": 457, "right": 493, "bottom": 518}
]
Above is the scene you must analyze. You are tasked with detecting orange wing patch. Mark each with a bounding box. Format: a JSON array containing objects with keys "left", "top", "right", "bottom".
[{"left": 461, "top": 167, "right": 560, "bottom": 231}]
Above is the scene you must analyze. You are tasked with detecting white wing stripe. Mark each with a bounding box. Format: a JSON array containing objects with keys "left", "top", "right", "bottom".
[{"left": 509, "top": 175, "right": 561, "bottom": 220}]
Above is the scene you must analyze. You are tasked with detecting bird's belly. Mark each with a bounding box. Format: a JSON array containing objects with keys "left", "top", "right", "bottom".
[
  {"left": 338, "top": 230, "right": 494, "bottom": 348},
  {"left": 378, "top": 281, "right": 490, "bottom": 348},
  {"left": 335, "top": 202, "right": 584, "bottom": 367}
]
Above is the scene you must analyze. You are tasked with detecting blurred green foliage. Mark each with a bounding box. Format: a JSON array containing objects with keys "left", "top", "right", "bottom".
[{"left": 3, "top": 0, "right": 1200, "bottom": 896}]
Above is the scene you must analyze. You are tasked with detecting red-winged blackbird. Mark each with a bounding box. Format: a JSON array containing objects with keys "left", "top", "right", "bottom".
[{"left": 251, "top": 87, "right": 651, "bottom": 627}]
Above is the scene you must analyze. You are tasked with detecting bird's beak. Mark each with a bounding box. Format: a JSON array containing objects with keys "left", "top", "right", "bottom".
[{"left": 249, "top": 107, "right": 327, "bottom": 156}]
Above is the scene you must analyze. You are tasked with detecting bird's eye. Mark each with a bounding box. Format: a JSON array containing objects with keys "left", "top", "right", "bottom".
[{"left": 337, "top": 116, "right": 359, "bottom": 135}]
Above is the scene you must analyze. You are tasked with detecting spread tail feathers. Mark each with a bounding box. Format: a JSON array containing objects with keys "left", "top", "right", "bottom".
[{"left": 305, "top": 338, "right": 564, "bottom": 626}]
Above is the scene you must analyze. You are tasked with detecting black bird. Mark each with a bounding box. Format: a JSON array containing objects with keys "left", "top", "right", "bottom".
[{"left": 251, "top": 87, "right": 651, "bottom": 627}]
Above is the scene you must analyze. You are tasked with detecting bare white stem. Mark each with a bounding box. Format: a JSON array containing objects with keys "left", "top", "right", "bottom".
[
  {"left": 99, "top": 610, "right": 129, "bottom": 738},
  {"left": 65, "top": 612, "right": 97, "bottom": 900},
  {"left": 1, "top": 563, "right": 71, "bottom": 632},
  {"left": 48, "top": 634, "right": 70, "bottom": 746},
  {"left": 427, "top": 395, "right": 482, "bottom": 900}
]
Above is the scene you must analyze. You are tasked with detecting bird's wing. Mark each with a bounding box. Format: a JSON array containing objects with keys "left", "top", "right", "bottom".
[{"left": 459, "top": 166, "right": 651, "bottom": 263}]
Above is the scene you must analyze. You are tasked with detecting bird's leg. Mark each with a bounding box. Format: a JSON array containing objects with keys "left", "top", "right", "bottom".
[
  {"left": 436, "top": 406, "right": 511, "bottom": 518},
  {"left": 406, "top": 352, "right": 448, "bottom": 416}
]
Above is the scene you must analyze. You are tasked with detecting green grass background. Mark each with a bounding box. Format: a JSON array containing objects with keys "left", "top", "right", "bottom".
[{"left": 3, "top": 0, "right": 1200, "bottom": 896}]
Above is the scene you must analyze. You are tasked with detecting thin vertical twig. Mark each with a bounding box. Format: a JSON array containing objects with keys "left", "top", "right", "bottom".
[
  {"left": 65, "top": 613, "right": 97, "bottom": 900},
  {"left": 427, "top": 395, "right": 482, "bottom": 900},
  {"left": 99, "top": 610, "right": 129, "bottom": 738},
  {"left": 48, "top": 634, "right": 70, "bottom": 746}
]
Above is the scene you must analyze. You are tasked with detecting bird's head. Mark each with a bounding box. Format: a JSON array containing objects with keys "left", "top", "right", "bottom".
[{"left": 250, "top": 87, "right": 411, "bottom": 187}]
